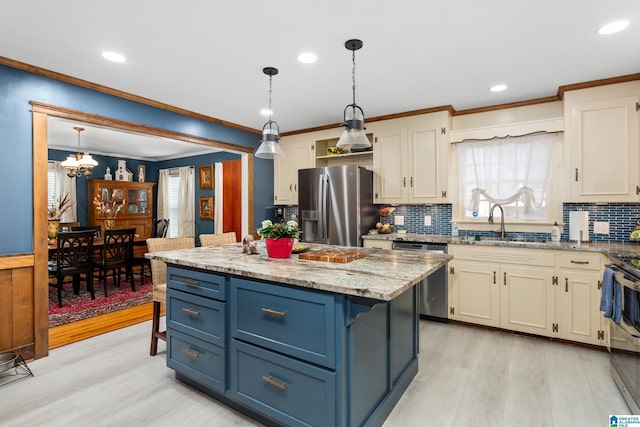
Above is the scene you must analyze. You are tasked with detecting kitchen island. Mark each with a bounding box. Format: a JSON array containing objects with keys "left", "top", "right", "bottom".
[{"left": 147, "top": 243, "right": 451, "bottom": 427}]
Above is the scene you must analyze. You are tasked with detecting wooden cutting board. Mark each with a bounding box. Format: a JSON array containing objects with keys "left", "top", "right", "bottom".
[{"left": 298, "top": 248, "right": 366, "bottom": 263}]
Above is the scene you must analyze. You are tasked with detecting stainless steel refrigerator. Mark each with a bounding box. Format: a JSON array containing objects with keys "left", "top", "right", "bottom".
[{"left": 298, "top": 165, "right": 375, "bottom": 247}]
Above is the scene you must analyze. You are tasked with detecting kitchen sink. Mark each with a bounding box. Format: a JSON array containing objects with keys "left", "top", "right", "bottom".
[{"left": 477, "top": 238, "right": 550, "bottom": 246}]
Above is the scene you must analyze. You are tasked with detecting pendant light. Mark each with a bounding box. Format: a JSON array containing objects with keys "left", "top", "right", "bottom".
[
  {"left": 61, "top": 127, "right": 98, "bottom": 177},
  {"left": 337, "top": 39, "right": 371, "bottom": 150},
  {"left": 255, "top": 67, "right": 285, "bottom": 159}
]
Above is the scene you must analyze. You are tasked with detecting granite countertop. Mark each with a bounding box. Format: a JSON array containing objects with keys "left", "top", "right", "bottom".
[
  {"left": 362, "top": 232, "right": 640, "bottom": 258},
  {"left": 146, "top": 243, "right": 452, "bottom": 301}
]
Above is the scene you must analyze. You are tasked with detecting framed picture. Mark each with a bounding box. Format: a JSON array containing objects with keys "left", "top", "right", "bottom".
[
  {"left": 199, "top": 196, "right": 214, "bottom": 220},
  {"left": 198, "top": 164, "right": 214, "bottom": 189}
]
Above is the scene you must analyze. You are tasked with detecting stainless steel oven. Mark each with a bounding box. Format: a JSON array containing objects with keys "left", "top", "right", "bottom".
[{"left": 608, "top": 262, "right": 640, "bottom": 415}]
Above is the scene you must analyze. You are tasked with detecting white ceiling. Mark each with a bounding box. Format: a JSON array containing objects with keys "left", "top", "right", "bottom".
[
  {"left": 2, "top": 0, "right": 640, "bottom": 159},
  {"left": 47, "top": 117, "right": 220, "bottom": 161}
]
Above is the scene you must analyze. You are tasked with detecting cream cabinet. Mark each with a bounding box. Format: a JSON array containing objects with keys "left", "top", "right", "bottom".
[
  {"left": 362, "top": 239, "right": 393, "bottom": 250},
  {"left": 449, "top": 245, "right": 555, "bottom": 336},
  {"left": 448, "top": 259, "right": 500, "bottom": 327},
  {"left": 557, "top": 252, "right": 604, "bottom": 345},
  {"left": 449, "top": 244, "right": 606, "bottom": 346},
  {"left": 273, "top": 136, "right": 315, "bottom": 205},
  {"left": 564, "top": 82, "right": 640, "bottom": 202},
  {"left": 371, "top": 111, "right": 450, "bottom": 204}
]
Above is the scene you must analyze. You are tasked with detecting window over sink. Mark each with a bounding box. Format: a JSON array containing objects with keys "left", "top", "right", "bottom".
[{"left": 454, "top": 132, "right": 562, "bottom": 226}]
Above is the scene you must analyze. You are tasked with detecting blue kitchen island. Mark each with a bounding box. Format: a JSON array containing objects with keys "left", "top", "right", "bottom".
[{"left": 147, "top": 243, "right": 451, "bottom": 427}]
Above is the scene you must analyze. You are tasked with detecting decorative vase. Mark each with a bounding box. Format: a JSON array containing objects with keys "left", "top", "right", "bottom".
[
  {"left": 47, "top": 219, "right": 61, "bottom": 239},
  {"left": 104, "top": 219, "right": 116, "bottom": 230},
  {"left": 264, "top": 237, "right": 294, "bottom": 258}
]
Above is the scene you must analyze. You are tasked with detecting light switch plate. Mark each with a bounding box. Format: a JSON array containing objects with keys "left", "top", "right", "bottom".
[
  {"left": 593, "top": 221, "right": 609, "bottom": 234},
  {"left": 395, "top": 215, "right": 404, "bottom": 226},
  {"left": 424, "top": 215, "right": 432, "bottom": 226}
]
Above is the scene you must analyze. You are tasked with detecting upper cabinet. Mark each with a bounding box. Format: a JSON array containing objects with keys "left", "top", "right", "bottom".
[
  {"left": 564, "top": 81, "right": 640, "bottom": 202},
  {"left": 273, "top": 135, "right": 315, "bottom": 205},
  {"left": 371, "top": 111, "right": 451, "bottom": 204}
]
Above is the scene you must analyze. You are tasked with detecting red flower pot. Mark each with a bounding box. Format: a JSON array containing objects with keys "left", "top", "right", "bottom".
[{"left": 264, "top": 237, "right": 294, "bottom": 258}]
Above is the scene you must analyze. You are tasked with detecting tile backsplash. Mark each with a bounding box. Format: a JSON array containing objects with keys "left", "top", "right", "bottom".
[{"left": 284, "top": 203, "right": 640, "bottom": 243}]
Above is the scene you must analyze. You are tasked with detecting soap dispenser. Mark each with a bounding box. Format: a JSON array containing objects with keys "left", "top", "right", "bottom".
[{"left": 551, "top": 221, "right": 560, "bottom": 242}]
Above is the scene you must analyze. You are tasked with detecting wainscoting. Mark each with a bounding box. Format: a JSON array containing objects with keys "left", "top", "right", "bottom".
[{"left": 0, "top": 254, "right": 36, "bottom": 359}]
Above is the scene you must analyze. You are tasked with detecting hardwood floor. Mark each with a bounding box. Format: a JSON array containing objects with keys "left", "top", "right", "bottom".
[
  {"left": 48, "top": 302, "right": 158, "bottom": 349},
  {"left": 1, "top": 320, "right": 631, "bottom": 426}
]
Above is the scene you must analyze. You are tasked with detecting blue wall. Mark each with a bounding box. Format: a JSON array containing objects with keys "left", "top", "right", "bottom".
[{"left": 0, "top": 63, "right": 272, "bottom": 255}]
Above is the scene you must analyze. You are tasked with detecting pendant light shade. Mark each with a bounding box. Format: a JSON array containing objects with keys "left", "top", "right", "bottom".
[
  {"left": 61, "top": 127, "right": 98, "bottom": 177},
  {"left": 337, "top": 39, "right": 371, "bottom": 150},
  {"left": 255, "top": 67, "right": 285, "bottom": 159}
]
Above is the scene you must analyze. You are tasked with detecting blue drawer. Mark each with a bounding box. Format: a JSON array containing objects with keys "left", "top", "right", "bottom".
[
  {"left": 167, "top": 289, "right": 226, "bottom": 347},
  {"left": 230, "top": 278, "right": 336, "bottom": 369},
  {"left": 167, "top": 266, "right": 227, "bottom": 301},
  {"left": 167, "top": 330, "right": 226, "bottom": 393},
  {"left": 230, "top": 339, "right": 335, "bottom": 427}
]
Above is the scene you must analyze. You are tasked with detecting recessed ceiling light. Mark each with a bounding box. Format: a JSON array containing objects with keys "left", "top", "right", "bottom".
[
  {"left": 297, "top": 52, "right": 317, "bottom": 64},
  {"left": 102, "top": 51, "right": 126, "bottom": 63},
  {"left": 490, "top": 84, "right": 508, "bottom": 92},
  {"left": 260, "top": 108, "right": 272, "bottom": 116},
  {"left": 598, "top": 20, "right": 630, "bottom": 35}
]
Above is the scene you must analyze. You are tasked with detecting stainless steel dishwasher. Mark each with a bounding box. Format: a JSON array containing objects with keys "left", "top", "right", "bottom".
[{"left": 392, "top": 241, "right": 448, "bottom": 322}]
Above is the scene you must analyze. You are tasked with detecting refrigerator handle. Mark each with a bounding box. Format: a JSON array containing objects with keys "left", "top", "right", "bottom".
[{"left": 320, "top": 173, "right": 328, "bottom": 242}]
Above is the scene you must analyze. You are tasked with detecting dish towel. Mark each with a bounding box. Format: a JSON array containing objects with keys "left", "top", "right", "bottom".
[{"left": 600, "top": 266, "right": 622, "bottom": 324}]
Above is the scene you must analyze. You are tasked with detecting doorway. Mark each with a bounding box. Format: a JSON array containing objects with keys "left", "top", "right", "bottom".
[{"left": 33, "top": 102, "right": 255, "bottom": 353}]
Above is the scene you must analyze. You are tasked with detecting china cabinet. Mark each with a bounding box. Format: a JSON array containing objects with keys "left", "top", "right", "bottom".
[{"left": 87, "top": 179, "right": 155, "bottom": 238}]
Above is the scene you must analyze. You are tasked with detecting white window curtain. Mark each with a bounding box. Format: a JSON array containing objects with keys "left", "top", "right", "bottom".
[
  {"left": 157, "top": 167, "right": 194, "bottom": 237},
  {"left": 48, "top": 161, "right": 77, "bottom": 222},
  {"left": 456, "top": 133, "right": 553, "bottom": 219},
  {"left": 214, "top": 162, "right": 223, "bottom": 234}
]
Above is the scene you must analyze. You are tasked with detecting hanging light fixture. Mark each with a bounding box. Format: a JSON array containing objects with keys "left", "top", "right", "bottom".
[
  {"left": 61, "top": 127, "right": 98, "bottom": 177},
  {"left": 337, "top": 39, "right": 371, "bottom": 150},
  {"left": 255, "top": 67, "right": 285, "bottom": 159}
]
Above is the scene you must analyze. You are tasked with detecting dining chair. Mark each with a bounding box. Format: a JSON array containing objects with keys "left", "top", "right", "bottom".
[
  {"left": 48, "top": 230, "right": 95, "bottom": 308},
  {"left": 154, "top": 218, "right": 170, "bottom": 238},
  {"left": 96, "top": 228, "right": 136, "bottom": 296},
  {"left": 146, "top": 236, "right": 194, "bottom": 356},
  {"left": 59, "top": 221, "right": 80, "bottom": 232},
  {"left": 126, "top": 218, "right": 169, "bottom": 285},
  {"left": 199, "top": 231, "right": 237, "bottom": 246},
  {"left": 70, "top": 225, "right": 102, "bottom": 238}
]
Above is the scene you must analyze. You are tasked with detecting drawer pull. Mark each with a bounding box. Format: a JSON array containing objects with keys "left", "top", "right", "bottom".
[
  {"left": 565, "top": 277, "right": 569, "bottom": 292},
  {"left": 182, "top": 307, "right": 200, "bottom": 316},
  {"left": 570, "top": 260, "right": 589, "bottom": 265},
  {"left": 262, "top": 375, "right": 287, "bottom": 391},
  {"left": 183, "top": 278, "right": 200, "bottom": 285},
  {"left": 261, "top": 308, "right": 286, "bottom": 318},
  {"left": 493, "top": 271, "right": 496, "bottom": 284},
  {"left": 181, "top": 348, "right": 199, "bottom": 359}
]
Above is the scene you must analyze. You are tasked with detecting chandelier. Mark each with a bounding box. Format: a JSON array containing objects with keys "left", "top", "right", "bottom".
[
  {"left": 336, "top": 39, "right": 371, "bottom": 150},
  {"left": 255, "top": 67, "right": 285, "bottom": 159},
  {"left": 61, "top": 127, "right": 98, "bottom": 177}
]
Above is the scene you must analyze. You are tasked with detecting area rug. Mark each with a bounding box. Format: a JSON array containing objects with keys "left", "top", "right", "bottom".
[{"left": 48, "top": 275, "right": 153, "bottom": 328}]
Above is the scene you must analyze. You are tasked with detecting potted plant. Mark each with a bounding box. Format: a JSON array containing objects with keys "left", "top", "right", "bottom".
[
  {"left": 257, "top": 219, "right": 300, "bottom": 258},
  {"left": 93, "top": 191, "right": 126, "bottom": 230},
  {"left": 47, "top": 193, "right": 71, "bottom": 238}
]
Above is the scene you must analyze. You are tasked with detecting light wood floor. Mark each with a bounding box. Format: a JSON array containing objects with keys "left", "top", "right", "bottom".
[{"left": 1, "top": 320, "right": 630, "bottom": 426}]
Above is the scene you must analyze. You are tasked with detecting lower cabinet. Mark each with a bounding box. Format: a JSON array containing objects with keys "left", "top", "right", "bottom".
[
  {"left": 448, "top": 245, "right": 606, "bottom": 346},
  {"left": 166, "top": 266, "right": 419, "bottom": 427}
]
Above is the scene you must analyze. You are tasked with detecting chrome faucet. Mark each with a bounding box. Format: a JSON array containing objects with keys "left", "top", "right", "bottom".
[{"left": 488, "top": 204, "right": 506, "bottom": 239}]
